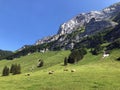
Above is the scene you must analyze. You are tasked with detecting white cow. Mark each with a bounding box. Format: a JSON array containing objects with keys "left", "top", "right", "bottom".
[{"left": 102, "top": 51, "right": 109, "bottom": 58}]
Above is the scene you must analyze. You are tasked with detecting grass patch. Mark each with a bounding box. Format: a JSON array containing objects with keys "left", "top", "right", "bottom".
[{"left": 0, "top": 49, "right": 120, "bottom": 90}]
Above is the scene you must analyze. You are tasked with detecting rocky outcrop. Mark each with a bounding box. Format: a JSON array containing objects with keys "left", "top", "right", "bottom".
[
  {"left": 58, "top": 2, "right": 120, "bottom": 35},
  {"left": 17, "top": 45, "right": 31, "bottom": 51},
  {"left": 35, "top": 35, "right": 60, "bottom": 45},
  {"left": 85, "top": 18, "right": 118, "bottom": 35},
  {"left": 57, "top": 11, "right": 105, "bottom": 35},
  {"left": 34, "top": 2, "right": 120, "bottom": 49},
  {"left": 102, "top": 2, "right": 120, "bottom": 17}
]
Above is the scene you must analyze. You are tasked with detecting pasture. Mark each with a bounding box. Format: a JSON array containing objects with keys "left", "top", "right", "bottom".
[{"left": 0, "top": 50, "right": 120, "bottom": 90}]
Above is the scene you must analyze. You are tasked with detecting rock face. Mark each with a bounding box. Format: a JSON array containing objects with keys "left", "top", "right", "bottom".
[
  {"left": 102, "top": 2, "right": 120, "bottom": 17},
  {"left": 34, "top": 2, "right": 120, "bottom": 49},
  {"left": 58, "top": 2, "right": 120, "bottom": 35},
  {"left": 85, "top": 18, "right": 118, "bottom": 34},
  {"left": 17, "top": 45, "right": 31, "bottom": 51},
  {"left": 35, "top": 35, "right": 60, "bottom": 45},
  {"left": 57, "top": 11, "right": 105, "bottom": 35}
]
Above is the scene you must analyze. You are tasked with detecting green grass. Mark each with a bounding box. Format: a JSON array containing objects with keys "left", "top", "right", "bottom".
[{"left": 0, "top": 49, "right": 120, "bottom": 90}]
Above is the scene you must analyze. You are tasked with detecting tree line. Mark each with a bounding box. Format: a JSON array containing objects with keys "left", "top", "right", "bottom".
[
  {"left": 2, "top": 64, "right": 21, "bottom": 76},
  {"left": 0, "top": 50, "right": 13, "bottom": 60}
]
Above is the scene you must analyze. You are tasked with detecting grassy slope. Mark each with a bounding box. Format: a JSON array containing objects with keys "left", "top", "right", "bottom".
[{"left": 0, "top": 50, "right": 120, "bottom": 90}]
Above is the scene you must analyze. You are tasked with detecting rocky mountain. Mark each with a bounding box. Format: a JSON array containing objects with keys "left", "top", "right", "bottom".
[
  {"left": 7, "top": 2, "right": 120, "bottom": 60},
  {"left": 85, "top": 18, "right": 118, "bottom": 35},
  {"left": 57, "top": 2, "right": 120, "bottom": 35},
  {"left": 35, "top": 2, "right": 120, "bottom": 48},
  {"left": 17, "top": 45, "right": 32, "bottom": 51},
  {"left": 35, "top": 35, "right": 60, "bottom": 45}
]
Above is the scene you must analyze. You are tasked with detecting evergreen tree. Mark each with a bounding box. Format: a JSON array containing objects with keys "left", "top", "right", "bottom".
[
  {"left": 68, "top": 48, "right": 87, "bottom": 64},
  {"left": 17, "top": 64, "right": 21, "bottom": 74},
  {"left": 64, "top": 57, "right": 68, "bottom": 66},
  {"left": 12, "top": 64, "right": 17, "bottom": 75},
  {"left": 10, "top": 64, "right": 14, "bottom": 73},
  {"left": 10, "top": 64, "right": 21, "bottom": 75},
  {"left": 2, "top": 66, "right": 9, "bottom": 76},
  {"left": 91, "top": 44, "right": 102, "bottom": 55}
]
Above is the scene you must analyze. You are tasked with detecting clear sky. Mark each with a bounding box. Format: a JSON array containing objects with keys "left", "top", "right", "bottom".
[{"left": 0, "top": 0, "right": 120, "bottom": 51}]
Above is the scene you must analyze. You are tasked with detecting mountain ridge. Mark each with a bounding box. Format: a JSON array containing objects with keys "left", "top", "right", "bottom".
[
  {"left": 35, "top": 2, "right": 120, "bottom": 47},
  {"left": 1, "top": 2, "right": 120, "bottom": 60}
]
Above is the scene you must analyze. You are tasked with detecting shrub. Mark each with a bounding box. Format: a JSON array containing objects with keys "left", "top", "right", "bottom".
[
  {"left": 37, "top": 60, "right": 44, "bottom": 67},
  {"left": 68, "top": 48, "right": 87, "bottom": 64}
]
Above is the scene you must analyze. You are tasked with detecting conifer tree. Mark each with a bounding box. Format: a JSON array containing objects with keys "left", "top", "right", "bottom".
[
  {"left": 2, "top": 66, "right": 9, "bottom": 76},
  {"left": 64, "top": 57, "right": 68, "bottom": 66},
  {"left": 10, "top": 64, "right": 21, "bottom": 75},
  {"left": 17, "top": 64, "right": 21, "bottom": 74},
  {"left": 10, "top": 64, "right": 14, "bottom": 73}
]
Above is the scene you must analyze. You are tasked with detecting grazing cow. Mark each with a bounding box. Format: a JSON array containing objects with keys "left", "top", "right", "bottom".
[
  {"left": 25, "top": 73, "right": 30, "bottom": 76},
  {"left": 40, "top": 50, "right": 45, "bottom": 53},
  {"left": 71, "top": 69, "right": 76, "bottom": 72},
  {"left": 48, "top": 71, "right": 54, "bottom": 74},
  {"left": 64, "top": 68, "right": 69, "bottom": 71},
  {"left": 102, "top": 51, "right": 110, "bottom": 58},
  {"left": 28, "top": 53, "right": 31, "bottom": 55}
]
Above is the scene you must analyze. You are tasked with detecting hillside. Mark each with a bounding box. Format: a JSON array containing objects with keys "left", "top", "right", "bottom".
[
  {"left": 0, "top": 49, "right": 120, "bottom": 90},
  {"left": 0, "top": 2, "right": 120, "bottom": 90},
  {"left": 0, "top": 50, "right": 13, "bottom": 60},
  {"left": 10, "top": 2, "right": 120, "bottom": 59},
  {"left": 0, "top": 51, "right": 70, "bottom": 74}
]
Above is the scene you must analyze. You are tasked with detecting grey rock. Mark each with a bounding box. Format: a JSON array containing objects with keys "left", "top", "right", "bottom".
[
  {"left": 85, "top": 18, "right": 118, "bottom": 34},
  {"left": 34, "top": 2, "right": 120, "bottom": 50}
]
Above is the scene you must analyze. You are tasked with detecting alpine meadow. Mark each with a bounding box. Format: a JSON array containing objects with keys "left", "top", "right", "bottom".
[{"left": 0, "top": 1, "right": 120, "bottom": 90}]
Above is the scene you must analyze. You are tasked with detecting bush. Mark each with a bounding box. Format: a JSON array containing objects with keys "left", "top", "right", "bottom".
[
  {"left": 68, "top": 48, "right": 87, "bottom": 64},
  {"left": 2, "top": 66, "right": 9, "bottom": 76},
  {"left": 37, "top": 60, "right": 44, "bottom": 67}
]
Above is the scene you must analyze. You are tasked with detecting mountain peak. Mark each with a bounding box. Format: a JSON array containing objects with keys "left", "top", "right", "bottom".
[
  {"left": 34, "top": 2, "right": 120, "bottom": 49},
  {"left": 103, "top": 2, "right": 120, "bottom": 14}
]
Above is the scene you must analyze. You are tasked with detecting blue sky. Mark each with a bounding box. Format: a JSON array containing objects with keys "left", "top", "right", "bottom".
[{"left": 0, "top": 0, "right": 120, "bottom": 51}]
